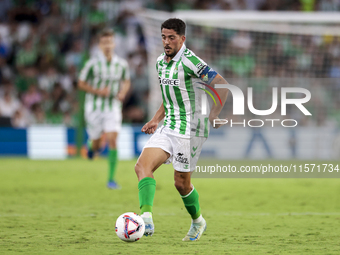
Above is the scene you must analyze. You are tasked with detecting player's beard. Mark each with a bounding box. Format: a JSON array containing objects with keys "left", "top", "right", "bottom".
[{"left": 164, "top": 47, "right": 176, "bottom": 58}]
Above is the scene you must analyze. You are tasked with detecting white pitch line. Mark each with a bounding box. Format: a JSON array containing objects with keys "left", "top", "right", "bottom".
[
  {"left": 0, "top": 212, "right": 340, "bottom": 217},
  {"left": 223, "top": 212, "right": 340, "bottom": 216}
]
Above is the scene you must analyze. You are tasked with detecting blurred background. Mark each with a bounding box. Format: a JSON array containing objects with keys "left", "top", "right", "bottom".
[{"left": 0, "top": 0, "right": 339, "bottom": 159}]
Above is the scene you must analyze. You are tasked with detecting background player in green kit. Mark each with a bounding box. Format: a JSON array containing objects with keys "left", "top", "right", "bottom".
[
  {"left": 135, "top": 18, "right": 229, "bottom": 241},
  {"left": 78, "top": 29, "right": 130, "bottom": 189}
]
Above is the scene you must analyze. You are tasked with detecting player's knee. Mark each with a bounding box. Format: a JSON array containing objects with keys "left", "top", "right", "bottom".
[
  {"left": 108, "top": 139, "right": 117, "bottom": 149},
  {"left": 134, "top": 161, "right": 144, "bottom": 177}
]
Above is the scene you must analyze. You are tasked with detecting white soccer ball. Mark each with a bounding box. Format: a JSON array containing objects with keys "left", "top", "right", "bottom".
[{"left": 115, "top": 212, "right": 145, "bottom": 242}]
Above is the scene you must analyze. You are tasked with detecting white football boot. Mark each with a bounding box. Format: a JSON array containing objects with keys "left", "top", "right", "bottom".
[
  {"left": 182, "top": 217, "right": 207, "bottom": 241},
  {"left": 142, "top": 213, "right": 154, "bottom": 236}
]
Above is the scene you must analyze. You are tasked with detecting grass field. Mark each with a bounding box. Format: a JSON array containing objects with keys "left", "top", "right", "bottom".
[{"left": 0, "top": 158, "right": 339, "bottom": 255}]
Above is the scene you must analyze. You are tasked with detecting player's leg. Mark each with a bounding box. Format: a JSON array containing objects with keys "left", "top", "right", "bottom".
[
  {"left": 90, "top": 139, "right": 101, "bottom": 151},
  {"left": 135, "top": 148, "right": 169, "bottom": 181},
  {"left": 174, "top": 170, "right": 206, "bottom": 241},
  {"left": 135, "top": 147, "right": 169, "bottom": 214},
  {"left": 88, "top": 138, "right": 101, "bottom": 158},
  {"left": 85, "top": 109, "right": 103, "bottom": 159},
  {"left": 106, "top": 131, "right": 119, "bottom": 189},
  {"left": 104, "top": 104, "right": 121, "bottom": 189},
  {"left": 172, "top": 135, "right": 207, "bottom": 241},
  {"left": 135, "top": 147, "right": 170, "bottom": 236}
]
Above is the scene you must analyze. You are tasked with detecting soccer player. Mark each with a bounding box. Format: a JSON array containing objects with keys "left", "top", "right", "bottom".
[
  {"left": 135, "top": 18, "right": 229, "bottom": 241},
  {"left": 78, "top": 29, "right": 130, "bottom": 189}
]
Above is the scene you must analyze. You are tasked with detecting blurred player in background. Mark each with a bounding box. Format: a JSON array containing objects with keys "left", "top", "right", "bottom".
[
  {"left": 135, "top": 18, "right": 228, "bottom": 241},
  {"left": 78, "top": 29, "right": 130, "bottom": 189}
]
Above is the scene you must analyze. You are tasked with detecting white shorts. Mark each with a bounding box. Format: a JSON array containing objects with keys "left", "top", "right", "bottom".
[
  {"left": 143, "top": 127, "right": 206, "bottom": 172},
  {"left": 85, "top": 107, "right": 122, "bottom": 140}
]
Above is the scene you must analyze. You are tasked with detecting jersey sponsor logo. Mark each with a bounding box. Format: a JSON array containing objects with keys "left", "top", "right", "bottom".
[
  {"left": 159, "top": 77, "right": 180, "bottom": 86},
  {"left": 175, "top": 152, "right": 189, "bottom": 164}
]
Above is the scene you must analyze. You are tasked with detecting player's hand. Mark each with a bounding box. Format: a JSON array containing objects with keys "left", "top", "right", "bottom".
[
  {"left": 141, "top": 120, "right": 158, "bottom": 134},
  {"left": 209, "top": 115, "right": 227, "bottom": 129},
  {"left": 116, "top": 92, "right": 125, "bottom": 102},
  {"left": 97, "top": 87, "right": 110, "bottom": 97}
]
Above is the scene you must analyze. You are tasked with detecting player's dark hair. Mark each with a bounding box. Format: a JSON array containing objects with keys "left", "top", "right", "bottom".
[
  {"left": 161, "top": 18, "right": 186, "bottom": 36},
  {"left": 99, "top": 28, "right": 115, "bottom": 38}
]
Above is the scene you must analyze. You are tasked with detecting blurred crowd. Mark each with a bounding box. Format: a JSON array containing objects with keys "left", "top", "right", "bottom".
[
  {"left": 186, "top": 28, "right": 340, "bottom": 126},
  {"left": 147, "top": 0, "right": 340, "bottom": 11},
  {"left": 0, "top": 0, "right": 149, "bottom": 128},
  {"left": 0, "top": 0, "right": 339, "bottom": 128},
  {"left": 187, "top": 28, "right": 340, "bottom": 79}
]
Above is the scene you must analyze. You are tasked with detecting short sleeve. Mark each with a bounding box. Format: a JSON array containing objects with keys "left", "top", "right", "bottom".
[
  {"left": 182, "top": 50, "right": 218, "bottom": 84},
  {"left": 79, "top": 59, "right": 94, "bottom": 82},
  {"left": 182, "top": 51, "right": 208, "bottom": 78}
]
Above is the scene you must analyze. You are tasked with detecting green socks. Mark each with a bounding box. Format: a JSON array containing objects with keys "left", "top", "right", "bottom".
[
  {"left": 138, "top": 177, "right": 156, "bottom": 214},
  {"left": 108, "top": 149, "right": 117, "bottom": 182},
  {"left": 88, "top": 140, "right": 94, "bottom": 151},
  {"left": 181, "top": 187, "right": 201, "bottom": 220},
  {"left": 138, "top": 177, "right": 201, "bottom": 220}
]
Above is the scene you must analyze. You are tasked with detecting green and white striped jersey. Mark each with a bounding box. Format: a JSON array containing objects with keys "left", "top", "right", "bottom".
[
  {"left": 79, "top": 53, "right": 130, "bottom": 112},
  {"left": 157, "top": 44, "right": 214, "bottom": 138}
]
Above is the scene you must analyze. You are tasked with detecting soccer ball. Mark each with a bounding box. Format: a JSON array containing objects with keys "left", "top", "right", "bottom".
[{"left": 115, "top": 212, "right": 145, "bottom": 242}]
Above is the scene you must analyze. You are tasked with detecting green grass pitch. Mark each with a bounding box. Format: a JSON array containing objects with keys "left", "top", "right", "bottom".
[{"left": 0, "top": 158, "right": 339, "bottom": 254}]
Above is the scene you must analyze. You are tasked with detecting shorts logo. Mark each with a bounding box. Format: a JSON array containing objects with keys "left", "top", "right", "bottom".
[
  {"left": 184, "top": 164, "right": 189, "bottom": 169},
  {"left": 175, "top": 152, "right": 189, "bottom": 164}
]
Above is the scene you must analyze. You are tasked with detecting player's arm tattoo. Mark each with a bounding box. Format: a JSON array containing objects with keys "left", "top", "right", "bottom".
[
  {"left": 174, "top": 171, "right": 185, "bottom": 178},
  {"left": 209, "top": 74, "right": 229, "bottom": 120}
]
